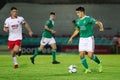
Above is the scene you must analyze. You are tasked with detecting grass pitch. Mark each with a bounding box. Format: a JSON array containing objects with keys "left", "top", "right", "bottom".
[{"left": 0, "top": 54, "right": 120, "bottom": 80}]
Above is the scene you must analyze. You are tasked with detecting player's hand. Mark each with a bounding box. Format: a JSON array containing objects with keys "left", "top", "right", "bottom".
[
  {"left": 3, "top": 27, "right": 9, "bottom": 32},
  {"left": 99, "top": 28, "right": 104, "bottom": 32},
  {"left": 51, "top": 30, "right": 56, "bottom": 34},
  {"left": 29, "top": 31, "right": 33, "bottom": 37},
  {"left": 68, "top": 38, "right": 73, "bottom": 43}
]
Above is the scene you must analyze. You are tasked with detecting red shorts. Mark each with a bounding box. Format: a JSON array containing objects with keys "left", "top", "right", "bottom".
[{"left": 8, "top": 40, "right": 21, "bottom": 50}]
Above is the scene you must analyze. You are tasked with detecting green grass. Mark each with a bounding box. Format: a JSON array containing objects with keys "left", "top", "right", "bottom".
[{"left": 0, "top": 54, "right": 120, "bottom": 80}]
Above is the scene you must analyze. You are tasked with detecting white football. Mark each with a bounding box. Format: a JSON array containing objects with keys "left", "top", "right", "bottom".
[{"left": 68, "top": 65, "right": 77, "bottom": 73}]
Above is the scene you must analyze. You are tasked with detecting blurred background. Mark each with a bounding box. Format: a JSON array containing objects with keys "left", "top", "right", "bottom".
[{"left": 0, "top": 0, "right": 120, "bottom": 54}]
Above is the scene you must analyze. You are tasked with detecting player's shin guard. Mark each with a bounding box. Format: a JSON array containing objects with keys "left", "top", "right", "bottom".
[
  {"left": 91, "top": 55, "right": 100, "bottom": 64},
  {"left": 81, "top": 58, "right": 89, "bottom": 69},
  {"left": 32, "top": 48, "right": 41, "bottom": 58},
  {"left": 51, "top": 50, "right": 56, "bottom": 62}
]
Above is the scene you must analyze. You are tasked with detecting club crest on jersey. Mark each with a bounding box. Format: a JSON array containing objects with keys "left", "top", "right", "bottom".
[
  {"left": 84, "top": 20, "right": 86, "bottom": 24},
  {"left": 77, "top": 21, "right": 80, "bottom": 25}
]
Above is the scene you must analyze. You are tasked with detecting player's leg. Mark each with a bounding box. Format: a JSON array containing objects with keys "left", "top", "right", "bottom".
[
  {"left": 87, "top": 36, "right": 103, "bottom": 72},
  {"left": 50, "top": 43, "right": 60, "bottom": 64},
  {"left": 30, "top": 45, "right": 44, "bottom": 64},
  {"left": 49, "top": 37, "right": 60, "bottom": 64},
  {"left": 80, "top": 51, "right": 88, "bottom": 69},
  {"left": 12, "top": 45, "right": 20, "bottom": 69},
  {"left": 8, "top": 40, "right": 20, "bottom": 69},
  {"left": 30, "top": 38, "right": 47, "bottom": 64},
  {"left": 17, "top": 47, "right": 21, "bottom": 57},
  {"left": 88, "top": 52, "right": 100, "bottom": 64},
  {"left": 87, "top": 36, "right": 100, "bottom": 64},
  {"left": 88, "top": 52, "right": 102, "bottom": 72},
  {"left": 80, "top": 51, "right": 91, "bottom": 73},
  {"left": 31, "top": 45, "right": 43, "bottom": 59},
  {"left": 79, "top": 37, "right": 91, "bottom": 73}
]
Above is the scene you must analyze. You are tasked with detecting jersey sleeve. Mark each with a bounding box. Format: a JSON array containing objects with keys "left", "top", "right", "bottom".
[
  {"left": 89, "top": 17, "right": 97, "bottom": 24},
  {"left": 4, "top": 19, "right": 9, "bottom": 27},
  {"left": 21, "top": 17, "right": 26, "bottom": 24},
  {"left": 74, "top": 19, "right": 80, "bottom": 30},
  {"left": 44, "top": 20, "right": 50, "bottom": 26}
]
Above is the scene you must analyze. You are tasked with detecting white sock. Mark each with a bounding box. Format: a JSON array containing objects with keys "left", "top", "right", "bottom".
[{"left": 13, "top": 56, "right": 18, "bottom": 65}]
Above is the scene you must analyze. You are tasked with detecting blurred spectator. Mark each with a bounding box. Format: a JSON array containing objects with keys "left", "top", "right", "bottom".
[
  {"left": 113, "top": 35, "right": 120, "bottom": 54},
  {"left": 117, "top": 36, "right": 120, "bottom": 46},
  {"left": 112, "top": 35, "right": 118, "bottom": 45},
  {"left": 111, "top": 35, "right": 118, "bottom": 53}
]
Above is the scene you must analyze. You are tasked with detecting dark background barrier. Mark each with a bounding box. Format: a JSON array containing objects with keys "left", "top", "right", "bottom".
[
  {"left": 21, "top": 45, "right": 61, "bottom": 55},
  {"left": 21, "top": 44, "right": 112, "bottom": 54},
  {"left": 0, "top": 37, "right": 114, "bottom": 54},
  {"left": 61, "top": 45, "right": 112, "bottom": 54}
]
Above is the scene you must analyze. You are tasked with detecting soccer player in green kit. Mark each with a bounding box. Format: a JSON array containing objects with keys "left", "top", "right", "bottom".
[
  {"left": 30, "top": 12, "right": 60, "bottom": 64},
  {"left": 68, "top": 6, "right": 104, "bottom": 73}
]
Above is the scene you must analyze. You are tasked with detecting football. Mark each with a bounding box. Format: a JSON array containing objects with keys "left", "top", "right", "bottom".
[{"left": 68, "top": 65, "right": 77, "bottom": 73}]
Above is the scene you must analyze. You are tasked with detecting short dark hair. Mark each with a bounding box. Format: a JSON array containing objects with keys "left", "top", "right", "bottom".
[
  {"left": 11, "top": 7, "right": 17, "bottom": 11},
  {"left": 50, "top": 12, "right": 55, "bottom": 15},
  {"left": 76, "top": 6, "right": 85, "bottom": 12}
]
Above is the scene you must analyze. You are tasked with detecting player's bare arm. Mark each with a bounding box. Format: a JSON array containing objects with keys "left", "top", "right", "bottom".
[
  {"left": 24, "top": 22, "right": 33, "bottom": 36},
  {"left": 45, "top": 26, "right": 56, "bottom": 34},
  {"left": 3, "top": 27, "right": 9, "bottom": 32},
  {"left": 96, "top": 21, "right": 104, "bottom": 32},
  {"left": 68, "top": 29, "right": 79, "bottom": 43}
]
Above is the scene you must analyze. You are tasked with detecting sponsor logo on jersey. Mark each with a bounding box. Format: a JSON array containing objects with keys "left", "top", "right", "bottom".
[
  {"left": 12, "top": 24, "right": 19, "bottom": 29},
  {"left": 80, "top": 26, "right": 86, "bottom": 30}
]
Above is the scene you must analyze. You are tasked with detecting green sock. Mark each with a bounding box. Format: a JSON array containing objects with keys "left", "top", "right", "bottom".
[
  {"left": 51, "top": 50, "right": 56, "bottom": 62},
  {"left": 81, "top": 58, "right": 89, "bottom": 69},
  {"left": 32, "top": 48, "right": 41, "bottom": 58},
  {"left": 91, "top": 55, "right": 100, "bottom": 64}
]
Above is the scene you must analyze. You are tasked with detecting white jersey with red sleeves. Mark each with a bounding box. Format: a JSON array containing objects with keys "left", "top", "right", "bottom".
[{"left": 4, "top": 16, "right": 25, "bottom": 41}]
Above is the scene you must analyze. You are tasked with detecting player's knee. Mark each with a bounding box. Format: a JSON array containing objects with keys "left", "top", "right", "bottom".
[
  {"left": 88, "top": 55, "right": 93, "bottom": 59},
  {"left": 12, "top": 54, "right": 15, "bottom": 57},
  {"left": 40, "top": 45, "right": 44, "bottom": 50},
  {"left": 87, "top": 52, "right": 93, "bottom": 59},
  {"left": 51, "top": 45, "right": 56, "bottom": 50},
  {"left": 80, "top": 52, "right": 84, "bottom": 58},
  {"left": 40, "top": 47, "right": 43, "bottom": 51},
  {"left": 52, "top": 47, "right": 57, "bottom": 50},
  {"left": 11, "top": 52, "right": 16, "bottom": 57},
  {"left": 13, "top": 49, "right": 19, "bottom": 54},
  {"left": 80, "top": 55, "right": 84, "bottom": 58}
]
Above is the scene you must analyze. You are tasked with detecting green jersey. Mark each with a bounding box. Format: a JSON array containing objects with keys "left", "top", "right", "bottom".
[
  {"left": 75, "top": 16, "right": 96, "bottom": 38},
  {"left": 42, "top": 19, "right": 55, "bottom": 38}
]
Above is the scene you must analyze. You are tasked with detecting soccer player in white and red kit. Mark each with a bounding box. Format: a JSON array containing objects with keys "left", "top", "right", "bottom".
[{"left": 3, "top": 7, "right": 33, "bottom": 69}]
